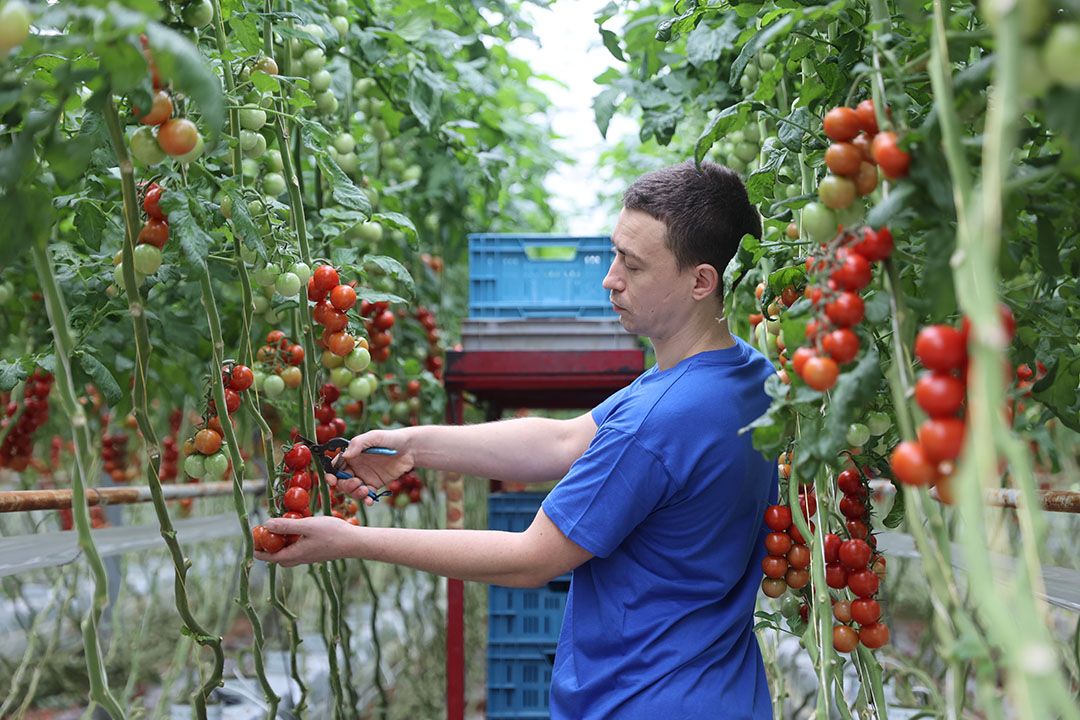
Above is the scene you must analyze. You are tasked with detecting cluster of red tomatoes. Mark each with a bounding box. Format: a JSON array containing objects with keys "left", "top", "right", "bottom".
[
  {"left": 889, "top": 306, "right": 1016, "bottom": 500},
  {"left": 0, "top": 369, "right": 53, "bottom": 471},
  {"left": 818, "top": 100, "right": 910, "bottom": 214},
  {"left": 128, "top": 36, "right": 203, "bottom": 165},
  {"left": 159, "top": 408, "right": 183, "bottom": 483},
  {"left": 415, "top": 305, "right": 444, "bottom": 380},
  {"left": 788, "top": 226, "right": 894, "bottom": 391},
  {"left": 115, "top": 182, "right": 170, "bottom": 287},
  {"left": 255, "top": 330, "right": 305, "bottom": 397},
  {"left": 761, "top": 466, "right": 890, "bottom": 652},
  {"left": 387, "top": 470, "right": 424, "bottom": 508},
  {"left": 181, "top": 363, "right": 254, "bottom": 481},
  {"left": 101, "top": 432, "right": 133, "bottom": 484},
  {"left": 314, "top": 382, "right": 349, "bottom": 445},
  {"left": 359, "top": 298, "right": 397, "bottom": 365},
  {"left": 252, "top": 443, "right": 317, "bottom": 554}
]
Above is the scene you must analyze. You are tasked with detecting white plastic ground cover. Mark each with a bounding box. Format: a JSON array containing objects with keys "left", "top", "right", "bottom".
[
  {"left": 0, "top": 513, "right": 248, "bottom": 578},
  {"left": 876, "top": 531, "right": 1080, "bottom": 612}
]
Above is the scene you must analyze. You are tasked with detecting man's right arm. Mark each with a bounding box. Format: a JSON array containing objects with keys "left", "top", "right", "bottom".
[{"left": 338, "top": 412, "right": 598, "bottom": 489}]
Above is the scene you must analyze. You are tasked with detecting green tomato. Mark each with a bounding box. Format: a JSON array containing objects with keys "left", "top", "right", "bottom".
[
  {"left": 315, "top": 90, "right": 339, "bottom": 115},
  {"left": 424, "top": 212, "right": 439, "bottom": 231},
  {"left": 353, "top": 77, "right": 376, "bottom": 96},
  {"left": 239, "top": 129, "right": 261, "bottom": 153},
  {"left": 779, "top": 594, "right": 802, "bottom": 618},
  {"left": 252, "top": 369, "right": 266, "bottom": 390},
  {"left": 330, "top": 366, "right": 353, "bottom": 389},
  {"left": 263, "top": 172, "right": 286, "bottom": 196},
  {"left": 742, "top": 123, "right": 761, "bottom": 143},
  {"left": 330, "top": 0, "right": 348, "bottom": 15},
  {"left": 242, "top": 132, "right": 266, "bottom": 159},
  {"left": 242, "top": 158, "right": 259, "bottom": 179},
  {"left": 743, "top": 63, "right": 759, "bottom": 82},
  {"left": 344, "top": 347, "right": 371, "bottom": 372},
  {"left": 183, "top": 454, "right": 207, "bottom": 479},
  {"left": 322, "top": 349, "right": 344, "bottom": 369},
  {"left": 131, "top": 126, "right": 166, "bottom": 165},
  {"left": 801, "top": 202, "right": 837, "bottom": 244},
  {"left": 759, "top": 52, "right": 777, "bottom": 71},
  {"left": 252, "top": 294, "right": 269, "bottom": 313},
  {"left": 0, "top": 0, "right": 31, "bottom": 54},
  {"left": 337, "top": 152, "right": 358, "bottom": 175},
  {"left": 1020, "top": 48, "right": 1051, "bottom": 99},
  {"left": 266, "top": 149, "right": 284, "bottom": 172},
  {"left": 331, "top": 15, "right": 349, "bottom": 38},
  {"left": 175, "top": 133, "right": 204, "bottom": 164},
  {"left": 133, "top": 244, "right": 163, "bottom": 275},
  {"left": 846, "top": 423, "right": 871, "bottom": 448},
  {"left": 735, "top": 141, "right": 759, "bottom": 164},
  {"left": 239, "top": 104, "right": 267, "bottom": 131},
  {"left": 371, "top": 120, "right": 389, "bottom": 142},
  {"left": 181, "top": 0, "right": 214, "bottom": 28},
  {"left": 348, "top": 376, "right": 372, "bottom": 400},
  {"left": 263, "top": 308, "right": 280, "bottom": 324},
  {"left": 219, "top": 194, "right": 233, "bottom": 219},
  {"left": 391, "top": 401, "right": 411, "bottom": 423},
  {"left": 364, "top": 373, "right": 379, "bottom": 395},
  {"left": 204, "top": 452, "right": 230, "bottom": 479},
  {"left": 239, "top": 244, "right": 257, "bottom": 264},
  {"left": 253, "top": 263, "right": 280, "bottom": 287},
  {"left": 866, "top": 411, "right": 892, "bottom": 436},
  {"left": 334, "top": 133, "right": 356, "bottom": 155},
  {"left": 290, "top": 261, "right": 311, "bottom": 284},
  {"left": 301, "top": 23, "right": 325, "bottom": 40},
  {"left": 981, "top": 0, "right": 1047, "bottom": 41},
  {"left": 303, "top": 47, "right": 326, "bottom": 72},
  {"left": 1043, "top": 23, "right": 1080, "bottom": 89},
  {"left": 402, "top": 164, "right": 422, "bottom": 183},
  {"left": 380, "top": 141, "right": 398, "bottom": 159},
  {"left": 0, "top": 282, "right": 12, "bottom": 304},
  {"left": 262, "top": 373, "right": 285, "bottom": 397},
  {"left": 357, "top": 221, "right": 383, "bottom": 243},
  {"left": 310, "top": 69, "right": 333, "bottom": 92},
  {"left": 275, "top": 271, "right": 301, "bottom": 297}
]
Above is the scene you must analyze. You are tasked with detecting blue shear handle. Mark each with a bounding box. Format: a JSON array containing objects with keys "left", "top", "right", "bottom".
[{"left": 362, "top": 446, "right": 398, "bottom": 456}]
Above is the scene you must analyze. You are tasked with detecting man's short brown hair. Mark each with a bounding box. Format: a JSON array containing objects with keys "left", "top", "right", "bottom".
[{"left": 622, "top": 161, "right": 761, "bottom": 296}]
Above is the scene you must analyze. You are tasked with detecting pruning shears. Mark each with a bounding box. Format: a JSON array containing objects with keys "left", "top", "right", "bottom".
[{"left": 297, "top": 435, "right": 397, "bottom": 503}]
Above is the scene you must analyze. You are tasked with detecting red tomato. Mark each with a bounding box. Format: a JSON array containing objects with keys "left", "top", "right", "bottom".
[
  {"left": 762, "top": 555, "right": 789, "bottom": 579},
  {"left": 836, "top": 468, "right": 863, "bottom": 496},
  {"left": 859, "top": 622, "right": 890, "bottom": 649},
  {"left": 251, "top": 525, "right": 268, "bottom": 552},
  {"left": 228, "top": 365, "right": 254, "bottom": 392},
  {"left": 312, "top": 265, "right": 340, "bottom": 297},
  {"left": 825, "top": 142, "right": 863, "bottom": 176},
  {"left": 823, "top": 107, "right": 861, "bottom": 142},
  {"left": 785, "top": 568, "right": 810, "bottom": 589},
  {"left": 960, "top": 303, "right": 1016, "bottom": 346},
  {"left": 854, "top": 99, "right": 879, "bottom": 135},
  {"left": 765, "top": 532, "right": 792, "bottom": 555},
  {"left": 825, "top": 562, "right": 848, "bottom": 589},
  {"left": 915, "top": 371, "right": 965, "bottom": 417},
  {"left": 283, "top": 486, "right": 311, "bottom": 513},
  {"left": 321, "top": 382, "right": 341, "bottom": 403},
  {"left": 322, "top": 310, "right": 349, "bottom": 333},
  {"left": 330, "top": 284, "right": 357, "bottom": 311},
  {"left": 917, "top": 417, "right": 966, "bottom": 462},
  {"left": 791, "top": 346, "right": 817, "bottom": 377},
  {"left": 852, "top": 132, "right": 874, "bottom": 161},
  {"left": 760, "top": 577, "right": 787, "bottom": 598},
  {"left": 847, "top": 568, "right": 880, "bottom": 598},
  {"left": 374, "top": 309, "right": 396, "bottom": 330},
  {"left": 915, "top": 325, "right": 966, "bottom": 372},
  {"left": 849, "top": 226, "right": 893, "bottom": 262},
  {"left": 157, "top": 118, "right": 199, "bottom": 157},
  {"left": 851, "top": 598, "right": 881, "bottom": 626},
  {"left": 825, "top": 292, "right": 865, "bottom": 327},
  {"left": 801, "top": 356, "right": 840, "bottom": 391},
  {"left": 138, "top": 219, "right": 169, "bottom": 248},
  {"left": 194, "top": 428, "right": 222, "bottom": 455},
  {"left": 839, "top": 538, "right": 872, "bottom": 570},
  {"left": 822, "top": 328, "right": 860, "bottom": 364},
  {"left": 833, "top": 599, "right": 853, "bottom": 623},
  {"left": 283, "top": 444, "right": 312, "bottom": 471},
  {"left": 763, "top": 504, "right": 792, "bottom": 532},
  {"left": 839, "top": 496, "right": 867, "bottom": 519},
  {"left": 871, "top": 131, "right": 910, "bottom": 179},
  {"left": 287, "top": 471, "right": 313, "bottom": 491},
  {"left": 890, "top": 440, "right": 936, "bottom": 486},
  {"left": 798, "top": 492, "right": 817, "bottom": 520},
  {"left": 327, "top": 331, "right": 356, "bottom": 357},
  {"left": 789, "top": 520, "right": 814, "bottom": 545},
  {"left": 143, "top": 183, "right": 166, "bottom": 220},
  {"left": 823, "top": 533, "right": 842, "bottom": 563},
  {"left": 223, "top": 388, "right": 241, "bottom": 414},
  {"left": 786, "top": 543, "right": 811, "bottom": 571},
  {"left": 137, "top": 90, "right": 173, "bottom": 126},
  {"left": 830, "top": 249, "right": 872, "bottom": 291},
  {"left": 846, "top": 519, "right": 870, "bottom": 539},
  {"left": 854, "top": 161, "right": 879, "bottom": 196},
  {"left": 833, "top": 625, "right": 859, "bottom": 653}
]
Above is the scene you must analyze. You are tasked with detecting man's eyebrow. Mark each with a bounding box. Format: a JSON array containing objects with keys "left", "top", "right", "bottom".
[{"left": 612, "top": 242, "right": 645, "bottom": 264}]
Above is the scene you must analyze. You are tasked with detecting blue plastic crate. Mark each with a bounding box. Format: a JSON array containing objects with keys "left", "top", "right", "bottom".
[
  {"left": 488, "top": 494, "right": 570, "bottom": 645},
  {"left": 468, "top": 234, "right": 615, "bottom": 319},
  {"left": 487, "top": 642, "right": 558, "bottom": 719}
]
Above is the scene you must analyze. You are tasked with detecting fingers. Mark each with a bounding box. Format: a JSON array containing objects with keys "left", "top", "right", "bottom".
[{"left": 263, "top": 517, "right": 307, "bottom": 535}]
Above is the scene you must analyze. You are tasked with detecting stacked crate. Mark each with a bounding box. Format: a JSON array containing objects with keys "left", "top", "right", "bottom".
[{"left": 487, "top": 493, "right": 570, "bottom": 719}]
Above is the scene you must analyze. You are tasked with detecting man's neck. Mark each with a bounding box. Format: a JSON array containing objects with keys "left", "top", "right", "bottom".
[{"left": 652, "top": 315, "right": 737, "bottom": 371}]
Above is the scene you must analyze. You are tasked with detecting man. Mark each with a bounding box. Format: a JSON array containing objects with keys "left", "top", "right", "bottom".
[{"left": 257, "top": 160, "right": 776, "bottom": 718}]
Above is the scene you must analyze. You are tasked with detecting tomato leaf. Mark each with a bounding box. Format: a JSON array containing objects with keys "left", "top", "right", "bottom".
[
  {"left": 0, "top": 360, "right": 26, "bottom": 392},
  {"left": 372, "top": 212, "right": 418, "bottom": 250},
  {"left": 866, "top": 183, "right": 915, "bottom": 229},
  {"left": 593, "top": 86, "right": 621, "bottom": 139},
  {"left": 728, "top": 15, "right": 794, "bottom": 87},
  {"left": 363, "top": 256, "right": 415, "bottom": 300},
  {"left": 355, "top": 288, "right": 409, "bottom": 306},
  {"left": 1033, "top": 355, "right": 1080, "bottom": 432},
  {"left": 144, "top": 23, "right": 225, "bottom": 137},
  {"left": 300, "top": 122, "right": 372, "bottom": 217},
  {"left": 882, "top": 482, "right": 905, "bottom": 528},
  {"left": 76, "top": 351, "right": 122, "bottom": 407},
  {"left": 810, "top": 346, "right": 882, "bottom": 460},
  {"left": 222, "top": 183, "right": 267, "bottom": 262},
  {"left": 694, "top": 101, "right": 750, "bottom": 165},
  {"left": 160, "top": 191, "right": 212, "bottom": 275}
]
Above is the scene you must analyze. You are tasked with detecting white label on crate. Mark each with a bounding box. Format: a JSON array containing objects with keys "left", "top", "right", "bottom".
[{"left": 584, "top": 254, "right": 601, "bottom": 264}]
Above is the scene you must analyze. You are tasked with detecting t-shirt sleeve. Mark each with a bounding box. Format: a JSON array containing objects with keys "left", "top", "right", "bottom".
[
  {"left": 542, "top": 426, "right": 673, "bottom": 558},
  {"left": 590, "top": 383, "right": 627, "bottom": 426}
]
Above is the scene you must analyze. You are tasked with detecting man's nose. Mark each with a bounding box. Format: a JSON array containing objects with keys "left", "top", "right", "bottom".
[{"left": 602, "top": 260, "right": 622, "bottom": 292}]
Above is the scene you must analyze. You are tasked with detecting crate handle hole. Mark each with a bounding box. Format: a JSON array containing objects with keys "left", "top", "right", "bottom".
[{"left": 523, "top": 245, "right": 578, "bottom": 261}]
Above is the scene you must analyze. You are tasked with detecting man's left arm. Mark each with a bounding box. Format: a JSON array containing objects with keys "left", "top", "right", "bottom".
[{"left": 255, "top": 509, "right": 592, "bottom": 588}]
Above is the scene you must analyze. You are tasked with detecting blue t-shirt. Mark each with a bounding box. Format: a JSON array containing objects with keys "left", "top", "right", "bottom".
[{"left": 541, "top": 336, "right": 777, "bottom": 719}]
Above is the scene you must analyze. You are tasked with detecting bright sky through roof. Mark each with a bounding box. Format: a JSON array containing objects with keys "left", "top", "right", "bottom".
[{"left": 508, "top": 0, "right": 634, "bottom": 235}]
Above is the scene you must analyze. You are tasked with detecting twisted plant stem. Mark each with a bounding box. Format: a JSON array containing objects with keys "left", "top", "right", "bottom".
[{"left": 102, "top": 97, "right": 223, "bottom": 717}]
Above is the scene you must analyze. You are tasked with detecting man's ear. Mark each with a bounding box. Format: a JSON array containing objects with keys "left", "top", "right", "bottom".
[{"left": 691, "top": 263, "right": 720, "bottom": 300}]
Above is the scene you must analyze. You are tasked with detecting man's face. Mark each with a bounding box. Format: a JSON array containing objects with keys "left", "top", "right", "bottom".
[{"left": 602, "top": 208, "right": 697, "bottom": 339}]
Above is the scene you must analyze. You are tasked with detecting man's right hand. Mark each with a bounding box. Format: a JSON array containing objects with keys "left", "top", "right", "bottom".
[{"left": 329, "top": 429, "right": 415, "bottom": 505}]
